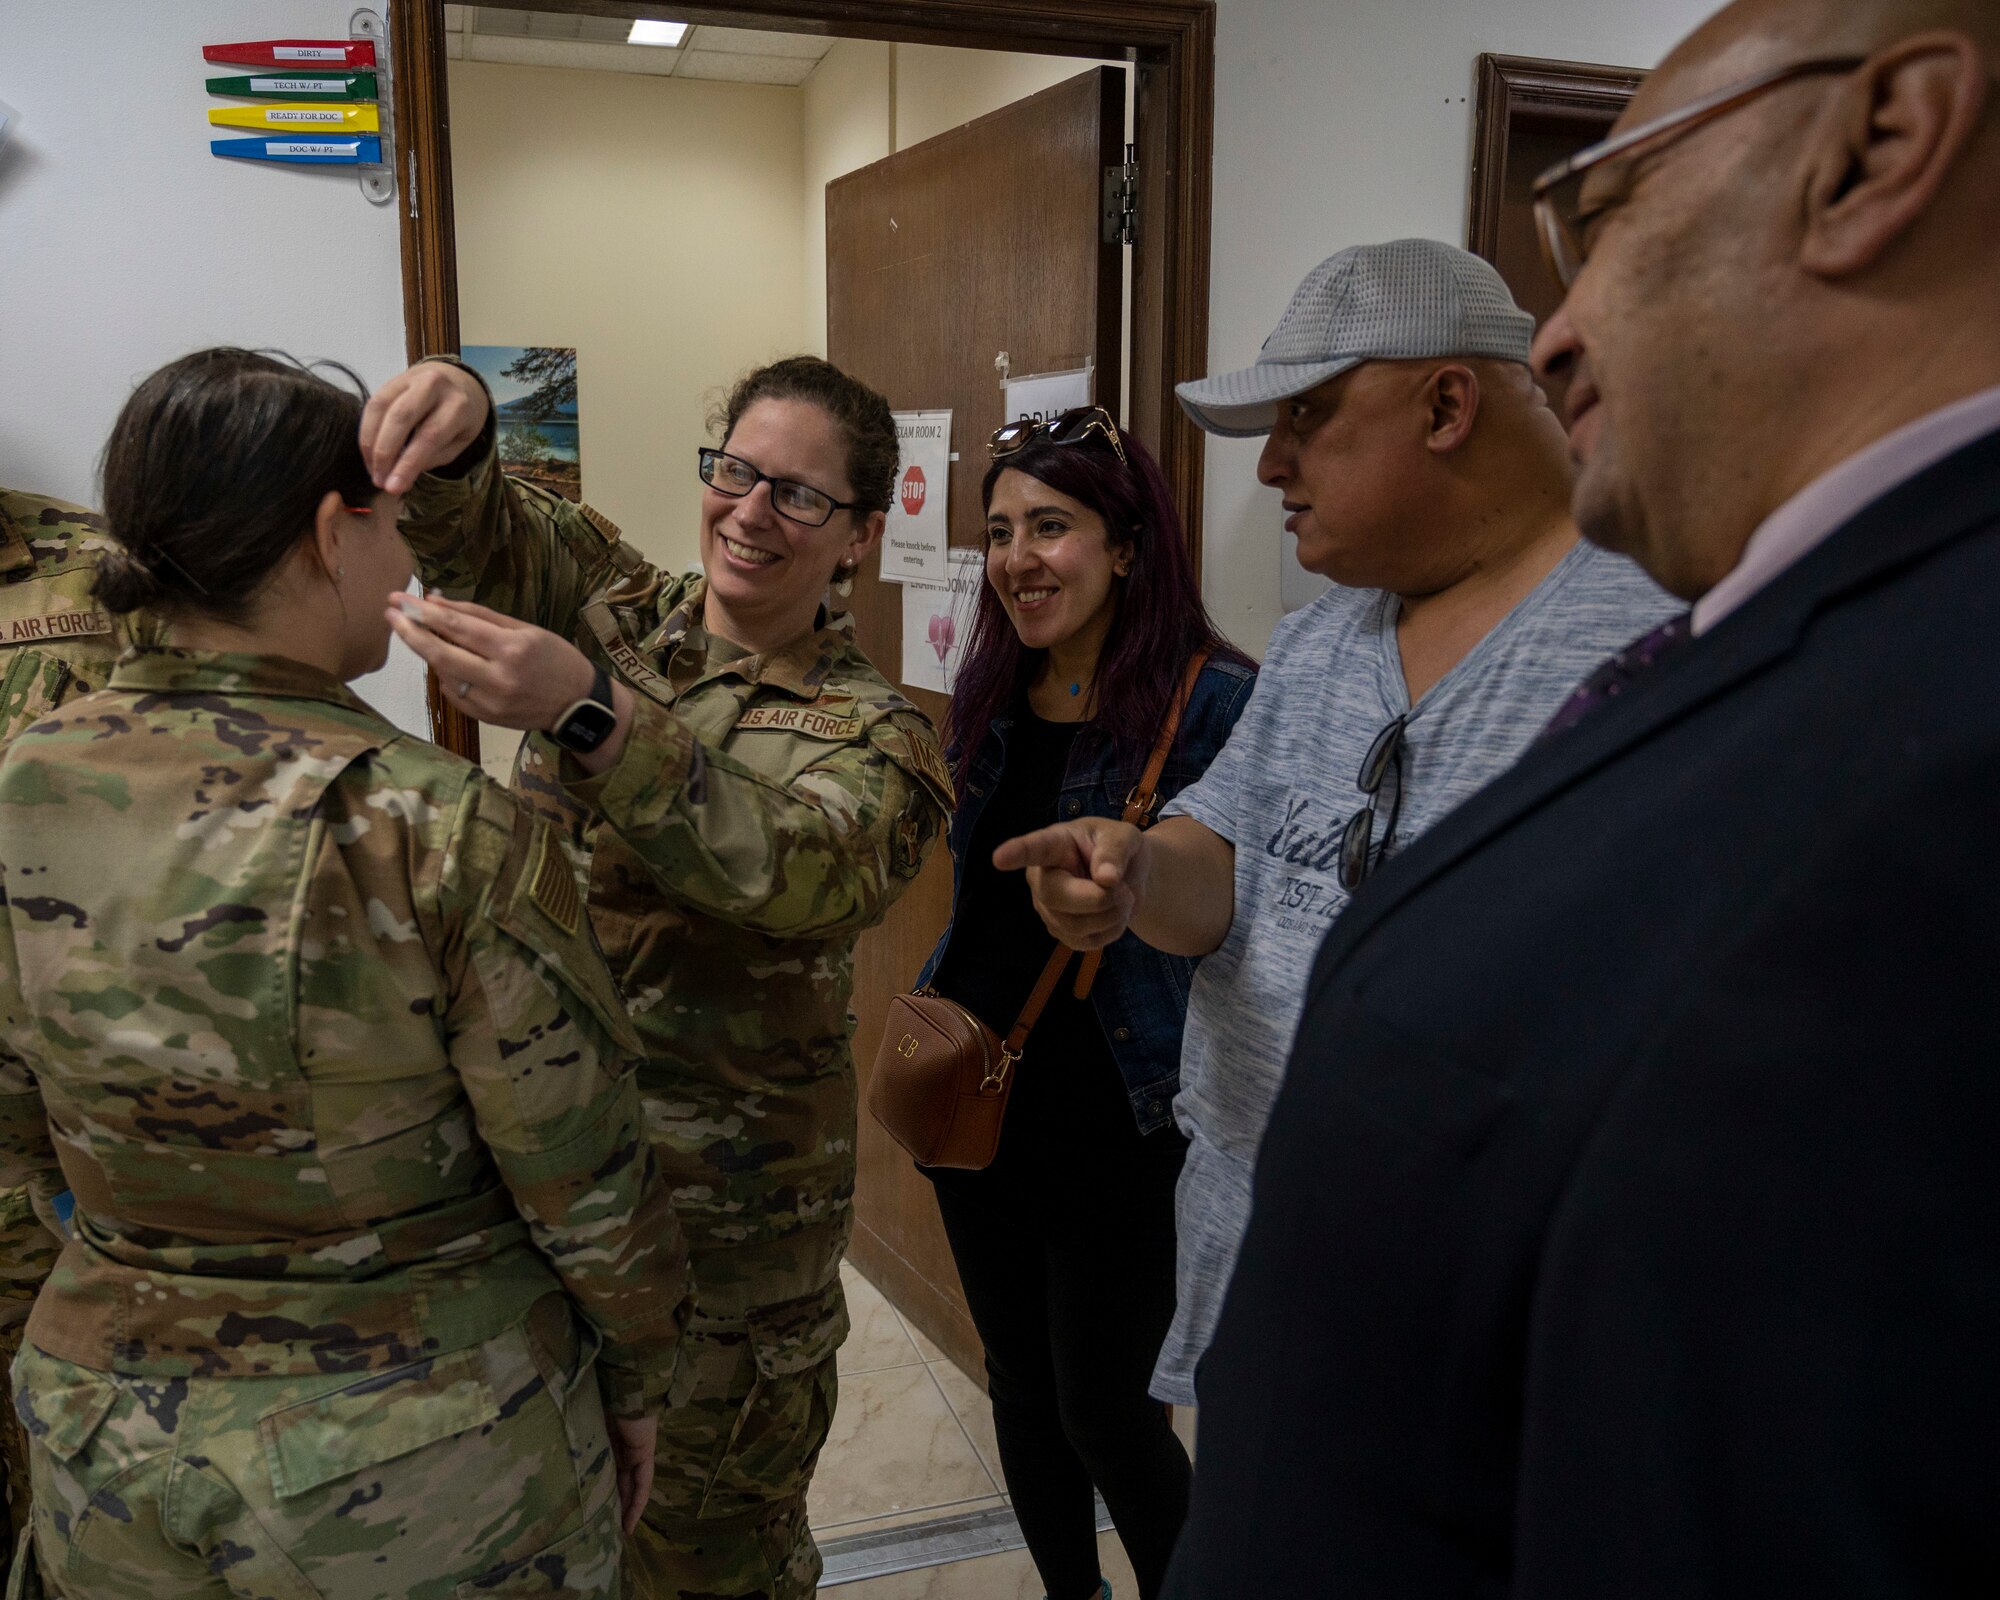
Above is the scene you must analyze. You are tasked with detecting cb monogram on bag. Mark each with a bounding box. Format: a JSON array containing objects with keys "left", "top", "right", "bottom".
[{"left": 868, "top": 651, "right": 1211, "bottom": 1170}]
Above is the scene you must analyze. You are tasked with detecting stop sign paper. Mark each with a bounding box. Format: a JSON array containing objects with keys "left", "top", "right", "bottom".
[{"left": 883, "top": 410, "right": 951, "bottom": 585}]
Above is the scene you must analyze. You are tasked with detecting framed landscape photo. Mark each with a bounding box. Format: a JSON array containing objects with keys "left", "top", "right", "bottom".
[{"left": 460, "top": 344, "right": 581, "bottom": 501}]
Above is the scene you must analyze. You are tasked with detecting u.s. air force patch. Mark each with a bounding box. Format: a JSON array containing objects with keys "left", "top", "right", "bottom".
[{"left": 737, "top": 702, "right": 865, "bottom": 741}]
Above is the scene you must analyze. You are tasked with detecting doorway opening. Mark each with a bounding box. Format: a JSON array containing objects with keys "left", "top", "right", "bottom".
[{"left": 388, "top": 1, "right": 1213, "bottom": 1587}]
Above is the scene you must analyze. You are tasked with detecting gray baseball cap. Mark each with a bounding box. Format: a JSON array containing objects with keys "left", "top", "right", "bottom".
[{"left": 1177, "top": 239, "right": 1537, "bottom": 439}]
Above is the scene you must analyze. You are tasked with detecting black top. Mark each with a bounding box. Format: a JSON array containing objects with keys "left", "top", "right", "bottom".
[
  {"left": 1164, "top": 429, "right": 2000, "bottom": 1598},
  {"left": 928, "top": 708, "right": 1168, "bottom": 1195}
]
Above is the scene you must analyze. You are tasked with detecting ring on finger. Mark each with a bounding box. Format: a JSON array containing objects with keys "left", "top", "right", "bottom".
[{"left": 457, "top": 680, "right": 474, "bottom": 699}]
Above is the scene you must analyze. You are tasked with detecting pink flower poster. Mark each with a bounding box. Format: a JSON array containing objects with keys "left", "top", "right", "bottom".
[{"left": 900, "top": 547, "right": 983, "bottom": 695}]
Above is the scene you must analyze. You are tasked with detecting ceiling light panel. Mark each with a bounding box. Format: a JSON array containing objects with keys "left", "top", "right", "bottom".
[{"left": 628, "top": 20, "right": 690, "bottom": 47}]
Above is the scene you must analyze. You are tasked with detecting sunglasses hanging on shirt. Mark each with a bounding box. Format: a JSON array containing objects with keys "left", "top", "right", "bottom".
[{"left": 1338, "top": 714, "right": 1407, "bottom": 892}]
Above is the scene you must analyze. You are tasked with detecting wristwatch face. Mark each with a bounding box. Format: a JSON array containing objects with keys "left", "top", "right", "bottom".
[{"left": 552, "top": 697, "right": 618, "bottom": 754}]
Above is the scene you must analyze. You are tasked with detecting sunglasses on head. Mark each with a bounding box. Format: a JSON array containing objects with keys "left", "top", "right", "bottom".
[{"left": 988, "top": 406, "right": 1128, "bottom": 470}]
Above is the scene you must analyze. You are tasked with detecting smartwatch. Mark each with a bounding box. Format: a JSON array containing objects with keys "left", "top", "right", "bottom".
[{"left": 551, "top": 665, "right": 619, "bottom": 755}]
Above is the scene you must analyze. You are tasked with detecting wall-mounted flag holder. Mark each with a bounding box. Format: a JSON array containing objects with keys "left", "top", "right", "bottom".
[
  {"left": 206, "top": 72, "right": 380, "bottom": 100},
  {"left": 202, "top": 39, "right": 377, "bottom": 69},
  {"left": 203, "top": 10, "right": 394, "bottom": 205},
  {"left": 209, "top": 102, "right": 381, "bottom": 133},
  {"left": 212, "top": 135, "right": 384, "bottom": 167}
]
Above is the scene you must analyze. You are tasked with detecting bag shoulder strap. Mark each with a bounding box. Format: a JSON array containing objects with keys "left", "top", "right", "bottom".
[
  {"left": 999, "top": 943, "right": 1080, "bottom": 1064},
  {"left": 1068, "top": 647, "right": 1211, "bottom": 1002},
  {"left": 1005, "top": 649, "right": 1215, "bottom": 1056},
  {"left": 1121, "top": 647, "right": 1212, "bottom": 832}
]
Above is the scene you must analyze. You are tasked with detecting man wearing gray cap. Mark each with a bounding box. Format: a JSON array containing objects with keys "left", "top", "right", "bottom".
[{"left": 996, "top": 238, "right": 1673, "bottom": 1403}]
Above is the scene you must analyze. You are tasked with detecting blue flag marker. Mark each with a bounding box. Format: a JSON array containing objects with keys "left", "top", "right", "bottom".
[{"left": 211, "top": 134, "right": 382, "bottom": 166}]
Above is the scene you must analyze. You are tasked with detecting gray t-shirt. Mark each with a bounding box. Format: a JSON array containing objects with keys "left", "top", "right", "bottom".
[{"left": 1150, "top": 538, "right": 1678, "bottom": 1404}]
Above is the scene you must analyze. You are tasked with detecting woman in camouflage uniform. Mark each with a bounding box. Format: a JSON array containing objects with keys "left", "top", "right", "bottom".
[
  {"left": 0, "top": 484, "right": 165, "bottom": 1551},
  {"left": 0, "top": 349, "right": 688, "bottom": 1599},
  {"left": 362, "top": 355, "right": 952, "bottom": 1599}
]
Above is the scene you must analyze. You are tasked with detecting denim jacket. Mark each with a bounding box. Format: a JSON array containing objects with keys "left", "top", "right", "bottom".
[{"left": 916, "top": 658, "right": 1257, "bottom": 1134}]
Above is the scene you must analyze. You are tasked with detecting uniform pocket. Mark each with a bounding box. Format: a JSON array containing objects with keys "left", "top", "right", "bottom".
[
  {"left": 744, "top": 1281, "right": 849, "bottom": 1379},
  {"left": 259, "top": 1341, "right": 501, "bottom": 1499},
  {"left": 11, "top": 1345, "right": 118, "bottom": 1465},
  {"left": 0, "top": 649, "right": 71, "bottom": 745},
  {"left": 700, "top": 1283, "right": 847, "bottom": 1517},
  {"left": 453, "top": 1494, "right": 621, "bottom": 1596}
]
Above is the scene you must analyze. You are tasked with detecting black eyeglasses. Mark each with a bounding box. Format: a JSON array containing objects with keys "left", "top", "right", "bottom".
[
  {"left": 1338, "top": 715, "right": 1407, "bottom": 892},
  {"left": 698, "top": 448, "right": 869, "bottom": 528},
  {"left": 989, "top": 406, "right": 1129, "bottom": 469}
]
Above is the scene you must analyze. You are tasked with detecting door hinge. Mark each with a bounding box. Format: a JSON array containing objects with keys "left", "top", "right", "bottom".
[{"left": 1101, "top": 144, "right": 1137, "bottom": 246}]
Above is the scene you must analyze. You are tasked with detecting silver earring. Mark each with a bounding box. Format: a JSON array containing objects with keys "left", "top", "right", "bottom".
[
  {"left": 337, "top": 562, "right": 346, "bottom": 580},
  {"left": 833, "top": 561, "right": 855, "bottom": 600}
]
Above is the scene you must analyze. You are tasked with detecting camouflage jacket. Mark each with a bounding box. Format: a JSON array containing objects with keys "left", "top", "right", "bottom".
[
  {"left": 401, "top": 428, "right": 950, "bottom": 1313},
  {"left": 0, "top": 488, "right": 162, "bottom": 741},
  {"left": 0, "top": 650, "right": 688, "bottom": 1416},
  {"left": 0, "top": 488, "right": 166, "bottom": 1330}
]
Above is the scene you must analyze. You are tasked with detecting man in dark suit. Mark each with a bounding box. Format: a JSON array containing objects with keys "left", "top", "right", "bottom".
[{"left": 1155, "top": 0, "right": 2000, "bottom": 1593}]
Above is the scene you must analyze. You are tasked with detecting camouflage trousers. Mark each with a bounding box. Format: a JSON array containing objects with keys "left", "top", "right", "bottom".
[
  {"left": 0, "top": 1320, "right": 26, "bottom": 1562},
  {"left": 624, "top": 1280, "right": 849, "bottom": 1600},
  {"left": 7, "top": 1294, "right": 621, "bottom": 1599}
]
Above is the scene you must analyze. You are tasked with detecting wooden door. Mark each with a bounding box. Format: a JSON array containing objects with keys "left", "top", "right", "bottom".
[
  {"left": 1467, "top": 56, "right": 1645, "bottom": 417},
  {"left": 828, "top": 67, "right": 1126, "bottom": 1378}
]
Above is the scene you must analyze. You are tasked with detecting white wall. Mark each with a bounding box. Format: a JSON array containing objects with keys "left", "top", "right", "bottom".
[
  {"left": 450, "top": 58, "right": 806, "bottom": 576},
  {"left": 894, "top": 43, "right": 1105, "bottom": 151},
  {"left": 801, "top": 40, "right": 892, "bottom": 357},
  {"left": 0, "top": 2, "right": 427, "bottom": 734},
  {"left": 1200, "top": 0, "right": 1718, "bottom": 655}
]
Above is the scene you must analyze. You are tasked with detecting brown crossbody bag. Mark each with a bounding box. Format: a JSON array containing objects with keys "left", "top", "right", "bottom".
[{"left": 867, "top": 650, "right": 1210, "bottom": 1170}]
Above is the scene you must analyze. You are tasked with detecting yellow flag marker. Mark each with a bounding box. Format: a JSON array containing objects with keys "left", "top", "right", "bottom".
[{"left": 207, "top": 102, "right": 380, "bottom": 133}]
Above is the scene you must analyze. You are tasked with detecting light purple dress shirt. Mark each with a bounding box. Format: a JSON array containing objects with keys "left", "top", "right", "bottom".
[{"left": 1693, "top": 383, "right": 2000, "bottom": 636}]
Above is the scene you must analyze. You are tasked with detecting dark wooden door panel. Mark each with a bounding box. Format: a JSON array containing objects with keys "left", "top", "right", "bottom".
[
  {"left": 828, "top": 66, "right": 1125, "bottom": 1377},
  {"left": 1467, "top": 55, "right": 1645, "bottom": 417}
]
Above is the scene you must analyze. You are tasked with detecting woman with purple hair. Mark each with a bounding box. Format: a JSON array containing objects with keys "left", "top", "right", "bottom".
[{"left": 911, "top": 409, "right": 1254, "bottom": 1600}]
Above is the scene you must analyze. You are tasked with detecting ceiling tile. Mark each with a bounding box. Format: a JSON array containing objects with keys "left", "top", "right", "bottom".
[
  {"left": 688, "top": 26, "right": 831, "bottom": 60},
  {"left": 462, "top": 34, "right": 682, "bottom": 77},
  {"left": 673, "top": 49, "right": 817, "bottom": 85},
  {"left": 575, "top": 14, "right": 639, "bottom": 44},
  {"left": 524, "top": 11, "right": 584, "bottom": 38},
  {"left": 468, "top": 7, "right": 533, "bottom": 34}
]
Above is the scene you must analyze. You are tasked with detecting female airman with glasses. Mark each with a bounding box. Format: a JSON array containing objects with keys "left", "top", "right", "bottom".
[{"left": 356, "top": 354, "right": 954, "bottom": 1600}]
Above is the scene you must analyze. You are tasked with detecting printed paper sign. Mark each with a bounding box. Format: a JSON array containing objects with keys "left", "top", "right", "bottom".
[
  {"left": 901, "top": 546, "right": 985, "bottom": 695},
  {"left": 1001, "top": 367, "right": 1093, "bottom": 427},
  {"left": 883, "top": 411, "right": 952, "bottom": 586}
]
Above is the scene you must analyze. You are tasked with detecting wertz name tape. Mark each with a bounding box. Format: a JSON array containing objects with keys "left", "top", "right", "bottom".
[
  {"left": 737, "top": 705, "right": 864, "bottom": 741},
  {"left": 582, "top": 601, "right": 676, "bottom": 709},
  {"left": 2, "top": 612, "right": 112, "bottom": 645}
]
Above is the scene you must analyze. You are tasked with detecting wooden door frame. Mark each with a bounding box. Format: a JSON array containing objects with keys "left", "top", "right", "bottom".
[
  {"left": 1466, "top": 53, "right": 1645, "bottom": 263},
  {"left": 389, "top": 0, "right": 1218, "bottom": 757}
]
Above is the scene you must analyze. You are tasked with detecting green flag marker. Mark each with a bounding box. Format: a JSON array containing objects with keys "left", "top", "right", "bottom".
[{"left": 204, "top": 71, "right": 378, "bottom": 100}]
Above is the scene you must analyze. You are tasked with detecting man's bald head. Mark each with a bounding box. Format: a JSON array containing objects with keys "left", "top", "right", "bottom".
[{"left": 1528, "top": 0, "right": 2000, "bottom": 598}]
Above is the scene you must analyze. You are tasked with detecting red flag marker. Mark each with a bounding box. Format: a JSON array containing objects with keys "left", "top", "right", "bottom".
[{"left": 201, "top": 39, "right": 378, "bottom": 69}]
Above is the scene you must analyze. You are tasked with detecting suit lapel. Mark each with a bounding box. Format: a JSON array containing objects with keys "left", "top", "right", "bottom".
[{"left": 1312, "top": 427, "right": 2000, "bottom": 977}]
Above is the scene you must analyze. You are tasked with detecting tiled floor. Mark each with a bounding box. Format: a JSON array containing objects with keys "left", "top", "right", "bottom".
[
  {"left": 810, "top": 1262, "right": 1001, "bottom": 1539},
  {"left": 811, "top": 1262, "right": 1143, "bottom": 1597}
]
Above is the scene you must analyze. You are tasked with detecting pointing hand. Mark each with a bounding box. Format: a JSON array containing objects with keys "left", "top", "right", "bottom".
[{"left": 992, "top": 818, "right": 1149, "bottom": 950}]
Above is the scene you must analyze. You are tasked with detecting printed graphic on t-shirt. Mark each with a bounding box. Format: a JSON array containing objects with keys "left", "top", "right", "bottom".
[{"left": 1263, "top": 792, "right": 1354, "bottom": 932}]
